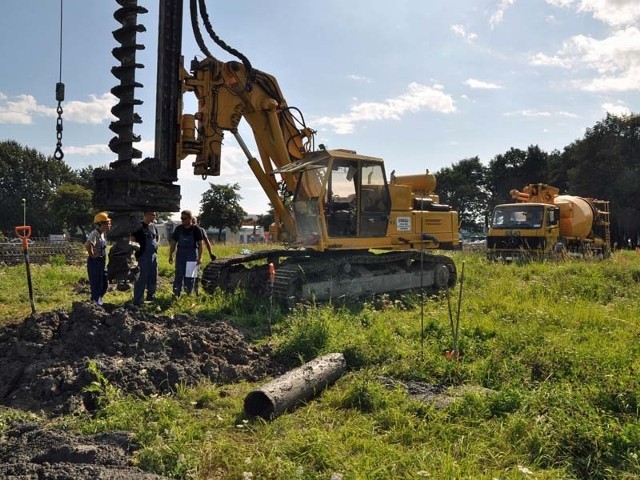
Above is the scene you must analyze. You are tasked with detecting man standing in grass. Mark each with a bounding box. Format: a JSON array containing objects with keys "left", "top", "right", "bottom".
[
  {"left": 168, "top": 210, "right": 203, "bottom": 297},
  {"left": 85, "top": 212, "right": 111, "bottom": 305},
  {"left": 131, "top": 211, "right": 159, "bottom": 306}
]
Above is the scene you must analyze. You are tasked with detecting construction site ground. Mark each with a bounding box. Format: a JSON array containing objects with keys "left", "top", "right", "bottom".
[{"left": 0, "top": 301, "right": 284, "bottom": 479}]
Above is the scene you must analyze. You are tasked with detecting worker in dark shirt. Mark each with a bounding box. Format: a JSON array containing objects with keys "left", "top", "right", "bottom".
[
  {"left": 168, "top": 210, "right": 203, "bottom": 296},
  {"left": 130, "top": 211, "right": 159, "bottom": 306}
]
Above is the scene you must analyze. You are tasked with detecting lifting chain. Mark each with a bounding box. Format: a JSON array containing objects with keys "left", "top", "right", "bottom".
[
  {"left": 53, "top": 0, "right": 65, "bottom": 161},
  {"left": 54, "top": 82, "right": 64, "bottom": 160}
]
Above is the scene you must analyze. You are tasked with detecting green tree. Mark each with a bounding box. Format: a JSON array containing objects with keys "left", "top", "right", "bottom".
[
  {"left": 485, "top": 145, "right": 550, "bottom": 208},
  {"left": 74, "top": 165, "right": 96, "bottom": 190},
  {"left": 562, "top": 113, "right": 640, "bottom": 244},
  {"left": 198, "top": 183, "right": 247, "bottom": 242},
  {"left": 544, "top": 149, "right": 569, "bottom": 192},
  {"left": 435, "top": 157, "right": 489, "bottom": 231},
  {"left": 256, "top": 204, "right": 275, "bottom": 231},
  {"left": 49, "top": 183, "right": 94, "bottom": 238},
  {"left": 0, "top": 140, "right": 76, "bottom": 236}
]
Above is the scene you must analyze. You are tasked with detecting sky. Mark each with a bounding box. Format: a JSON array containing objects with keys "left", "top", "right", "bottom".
[{"left": 1, "top": 0, "right": 638, "bottom": 217}]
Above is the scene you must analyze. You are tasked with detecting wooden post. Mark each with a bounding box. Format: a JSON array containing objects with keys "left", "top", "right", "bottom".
[{"left": 244, "top": 353, "right": 347, "bottom": 419}]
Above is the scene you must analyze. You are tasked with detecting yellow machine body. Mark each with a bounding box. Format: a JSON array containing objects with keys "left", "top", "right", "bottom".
[{"left": 175, "top": 56, "right": 459, "bottom": 300}]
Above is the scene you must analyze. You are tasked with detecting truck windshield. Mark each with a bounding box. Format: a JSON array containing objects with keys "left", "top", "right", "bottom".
[{"left": 491, "top": 205, "right": 545, "bottom": 229}]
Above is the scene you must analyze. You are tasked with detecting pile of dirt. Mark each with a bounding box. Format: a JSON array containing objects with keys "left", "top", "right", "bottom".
[
  {"left": 0, "top": 422, "right": 165, "bottom": 479},
  {"left": 0, "top": 302, "right": 284, "bottom": 479},
  {"left": 0, "top": 302, "right": 282, "bottom": 415}
]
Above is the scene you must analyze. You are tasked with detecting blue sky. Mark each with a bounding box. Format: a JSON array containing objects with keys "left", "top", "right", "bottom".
[{"left": 1, "top": 0, "right": 638, "bottom": 215}]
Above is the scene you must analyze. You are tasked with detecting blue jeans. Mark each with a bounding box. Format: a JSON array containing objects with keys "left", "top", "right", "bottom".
[
  {"left": 87, "top": 256, "right": 108, "bottom": 302},
  {"left": 173, "top": 250, "right": 196, "bottom": 296},
  {"left": 133, "top": 251, "right": 157, "bottom": 305}
]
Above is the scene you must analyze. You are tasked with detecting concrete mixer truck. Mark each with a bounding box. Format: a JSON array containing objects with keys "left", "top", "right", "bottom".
[{"left": 486, "top": 183, "right": 611, "bottom": 260}]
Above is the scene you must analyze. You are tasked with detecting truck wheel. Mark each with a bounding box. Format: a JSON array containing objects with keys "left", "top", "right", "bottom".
[{"left": 552, "top": 242, "right": 567, "bottom": 258}]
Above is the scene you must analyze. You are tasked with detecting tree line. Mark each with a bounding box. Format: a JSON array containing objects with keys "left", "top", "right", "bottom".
[
  {"left": 436, "top": 113, "right": 639, "bottom": 246},
  {"left": 0, "top": 139, "right": 245, "bottom": 240},
  {"left": 1, "top": 113, "right": 638, "bottom": 245}
]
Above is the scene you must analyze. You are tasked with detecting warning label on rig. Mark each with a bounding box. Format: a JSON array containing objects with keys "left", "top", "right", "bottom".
[{"left": 396, "top": 217, "right": 411, "bottom": 231}]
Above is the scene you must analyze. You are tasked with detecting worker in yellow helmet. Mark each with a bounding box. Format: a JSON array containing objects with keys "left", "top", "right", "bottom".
[{"left": 85, "top": 212, "right": 112, "bottom": 305}]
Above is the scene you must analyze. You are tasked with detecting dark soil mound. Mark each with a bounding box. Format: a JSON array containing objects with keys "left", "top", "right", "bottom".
[
  {"left": 0, "top": 302, "right": 282, "bottom": 415},
  {"left": 0, "top": 422, "right": 166, "bottom": 479},
  {"left": 0, "top": 302, "right": 284, "bottom": 479}
]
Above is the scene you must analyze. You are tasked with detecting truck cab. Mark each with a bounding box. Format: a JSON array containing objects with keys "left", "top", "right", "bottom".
[{"left": 487, "top": 203, "right": 560, "bottom": 260}]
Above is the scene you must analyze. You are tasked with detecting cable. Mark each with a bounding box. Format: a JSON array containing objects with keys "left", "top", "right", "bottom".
[
  {"left": 190, "top": 0, "right": 212, "bottom": 58},
  {"left": 197, "top": 0, "right": 253, "bottom": 75},
  {"left": 58, "top": 0, "right": 63, "bottom": 84},
  {"left": 54, "top": 0, "right": 65, "bottom": 160}
]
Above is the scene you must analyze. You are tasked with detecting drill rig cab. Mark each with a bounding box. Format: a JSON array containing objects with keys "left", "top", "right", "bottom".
[{"left": 283, "top": 149, "right": 391, "bottom": 246}]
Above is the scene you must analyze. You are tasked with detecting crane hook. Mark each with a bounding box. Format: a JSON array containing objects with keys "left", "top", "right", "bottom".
[{"left": 54, "top": 83, "right": 65, "bottom": 160}]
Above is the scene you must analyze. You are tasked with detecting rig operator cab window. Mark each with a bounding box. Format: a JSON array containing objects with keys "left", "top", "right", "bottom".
[
  {"left": 291, "top": 156, "right": 390, "bottom": 239},
  {"left": 325, "top": 160, "right": 390, "bottom": 238},
  {"left": 291, "top": 160, "right": 327, "bottom": 239},
  {"left": 326, "top": 162, "right": 358, "bottom": 237}
]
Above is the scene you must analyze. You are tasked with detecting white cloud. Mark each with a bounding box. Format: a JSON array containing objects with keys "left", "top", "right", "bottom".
[
  {"left": 0, "top": 94, "right": 54, "bottom": 124},
  {"left": 602, "top": 102, "right": 631, "bottom": 116},
  {"left": 533, "top": 27, "right": 640, "bottom": 92},
  {"left": 137, "top": 139, "right": 155, "bottom": 157},
  {"left": 562, "top": 27, "right": 640, "bottom": 91},
  {"left": 313, "top": 83, "right": 456, "bottom": 134},
  {"left": 506, "top": 110, "right": 552, "bottom": 117},
  {"left": 0, "top": 91, "right": 116, "bottom": 125},
  {"left": 64, "top": 144, "right": 111, "bottom": 156},
  {"left": 489, "top": 0, "right": 516, "bottom": 29},
  {"left": 530, "top": 53, "right": 571, "bottom": 68},
  {"left": 578, "top": 0, "right": 640, "bottom": 27},
  {"left": 64, "top": 93, "right": 116, "bottom": 124},
  {"left": 504, "top": 109, "right": 578, "bottom": 118},
  {"left": 174, "top": 143, "right": 267, "bottom": 214},
  {"left": 464, "top": 78, "right": 504, "bottom": 89},
  {"left": 545, "top": 0, "right": 574, "bottom": 7},
  {"left": 556, "top": 111, "right": 580, "bottom": 118},
  {"left": 451, "top": 24, "right": 478, "bottom": 41},
  {"left": 546, "top": 0, "right": 639, "bottom": 26},
  {"left": 347, "top": 74, "right": 372, "bottom": 83}
]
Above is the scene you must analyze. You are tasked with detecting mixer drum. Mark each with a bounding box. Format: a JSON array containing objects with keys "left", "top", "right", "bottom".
[{"left": 555, "top": 195, "right": 595, "bottom": 238}]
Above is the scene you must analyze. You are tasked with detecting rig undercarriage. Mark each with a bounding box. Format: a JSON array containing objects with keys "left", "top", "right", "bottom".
[{"left": 201, "top": 250, "right": 457, "bottom": 305}]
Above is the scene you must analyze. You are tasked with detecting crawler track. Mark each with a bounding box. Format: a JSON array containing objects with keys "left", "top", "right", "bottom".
[{"left": 201, "top": 249, "right": 457, "bottom": 305}]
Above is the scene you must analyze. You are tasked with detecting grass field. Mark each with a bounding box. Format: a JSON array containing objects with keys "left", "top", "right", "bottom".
[{"left": 1, "top": 247, "right": 640, "bottom": 479}]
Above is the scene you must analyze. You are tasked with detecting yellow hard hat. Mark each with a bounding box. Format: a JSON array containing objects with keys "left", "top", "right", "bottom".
[{"left": 94, "top": 211, "right": 111, "bottom": 224}]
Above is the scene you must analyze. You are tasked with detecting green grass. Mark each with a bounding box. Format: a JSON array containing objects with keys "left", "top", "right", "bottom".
[{"left": 2, "top": 248, "right": 640, "bottom": 478}]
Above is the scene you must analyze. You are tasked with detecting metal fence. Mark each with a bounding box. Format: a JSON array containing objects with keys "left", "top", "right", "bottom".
[{"left": 0, "top": 239, "right": 84, "bottom": 266}]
